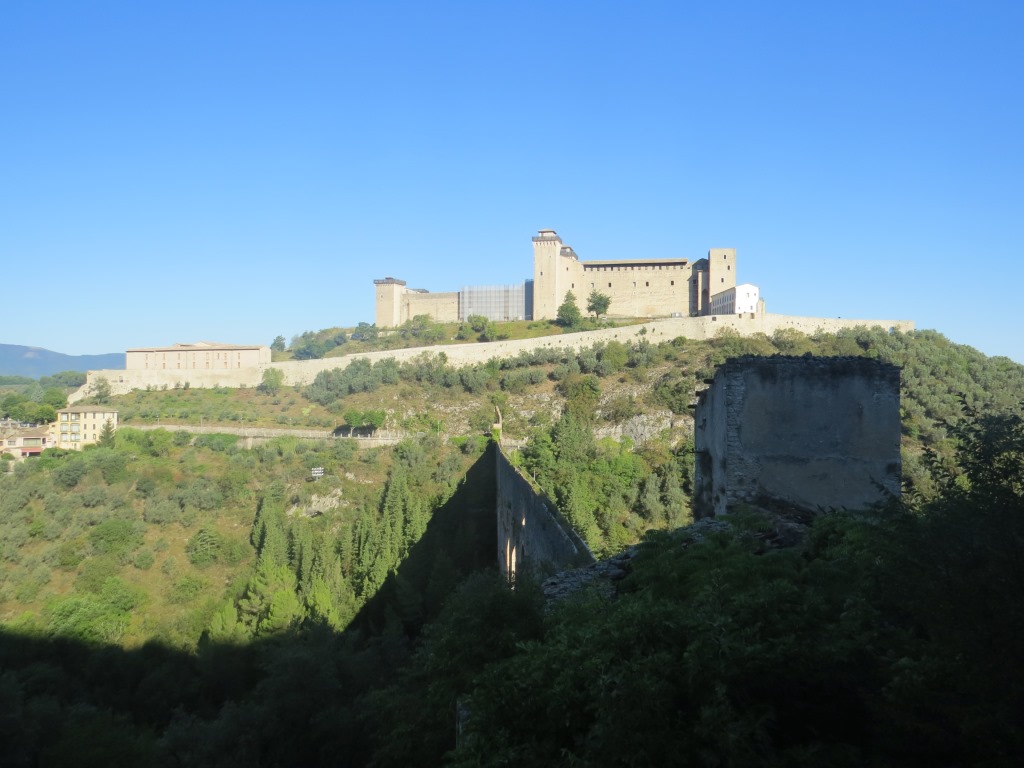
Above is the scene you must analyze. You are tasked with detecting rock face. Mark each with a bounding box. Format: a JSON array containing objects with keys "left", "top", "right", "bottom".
[
  {"left": 289, "top": 488, "right": 346, "bottom": 517},
  {"left": 593, "top": 411, "right": 675, "bottom": 445},
  {"left": 541, "top": 547, "right": 638, "bottom": 603},
  {"left": 693, "top": 355, "right": 901, "bottom": 519}
]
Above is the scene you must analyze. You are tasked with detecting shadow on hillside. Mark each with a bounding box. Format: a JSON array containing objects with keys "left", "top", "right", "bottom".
[{"left": 0, "top": 445, "right": 499, "bottom": 767}]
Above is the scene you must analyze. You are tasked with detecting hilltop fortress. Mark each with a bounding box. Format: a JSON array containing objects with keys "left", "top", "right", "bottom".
[
  {"left": 72, "top": 228, "right": 913, "bottom": 400},
  {"left": 375, "top": 229, "right": 762, "bottom": 327}
]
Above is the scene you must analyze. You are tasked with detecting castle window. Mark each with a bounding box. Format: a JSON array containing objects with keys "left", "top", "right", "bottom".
[
  {"left": 645, "top": 281, "right": 649, "bottom": 287},
  {"left": 671, "top": 281, "right": 675, "bottom": 286},
  {"left": 608, "top": 282, "right": 612, "bottom": 288}
]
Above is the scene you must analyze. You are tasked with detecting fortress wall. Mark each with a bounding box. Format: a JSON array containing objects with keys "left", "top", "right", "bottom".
[
  {"left": 403, "top": 292, "right": 460, "bottom": 324},
  {"left": 74, "top": 367, "right": 267, "bottom": 401},
  {"left": 78, "top": 313, "right": 915, "bottom": 397},
  {"left": 694, "top": 356, "right": 902, "bottom": 519},
  {"left": 580, "top": 264, "right": 690, "bottom": 317},
  {"left": 496, "top": 445, "right": 594, "bottom": 579}
]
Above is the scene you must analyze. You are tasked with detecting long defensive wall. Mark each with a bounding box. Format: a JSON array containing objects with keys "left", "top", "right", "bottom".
[{"left": 75, "top": 313, "right": 915, "bottom": 401}]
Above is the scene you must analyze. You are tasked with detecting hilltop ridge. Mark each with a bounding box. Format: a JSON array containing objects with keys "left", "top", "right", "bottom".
[{"left": 0, "top": 344, "right": 124, "bottom": 378}]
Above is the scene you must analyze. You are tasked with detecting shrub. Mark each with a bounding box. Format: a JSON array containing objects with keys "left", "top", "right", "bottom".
[
  {"left": 133, "top": 550, "right": 155, "bottom": 570},
  {"left": 194, "top": 433, "right": 238, "bottom": 452},
  {"left": 53, "top": 459, "right": 88, "bottom": 489},
  {"left": 185, "top": 527, "right": 222, "bottom": 567},
  {"left": 169, "top": 575, "right": 208, "bottom": 604},
  {"left": 89, "top": 519, "right": 144, "bottom": 558},
  {"left": 80, "top": 486, "right": 108, "bottom": 508},
  {"left": 144, "top": 500, "right": 182, "bottom": 526}
]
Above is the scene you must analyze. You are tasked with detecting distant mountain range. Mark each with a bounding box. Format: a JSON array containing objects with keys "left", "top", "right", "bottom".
[{"left": 0, "top": 344, "right": 125, "bottom": 378}]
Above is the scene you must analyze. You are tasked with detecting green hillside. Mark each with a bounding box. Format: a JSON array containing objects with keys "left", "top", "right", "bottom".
[{"left": 1, "top": 326, "right": 1022, "bottom": 765}]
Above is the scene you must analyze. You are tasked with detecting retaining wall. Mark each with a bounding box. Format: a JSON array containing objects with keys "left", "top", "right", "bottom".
[{"left": 75, "top": 312, "right": 914, "bottom": 401}]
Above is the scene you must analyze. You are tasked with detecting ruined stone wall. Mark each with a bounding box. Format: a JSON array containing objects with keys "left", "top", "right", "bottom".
[
  {"left": 495, "top": 445, "right": 594, "bottom": 579},
  {"left": 694, "top": 356, "right": 901, "bottom": 518}
]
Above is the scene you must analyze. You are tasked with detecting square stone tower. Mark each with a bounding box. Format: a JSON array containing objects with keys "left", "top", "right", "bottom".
[
  {"left": 694, "top": 356, "right": 902, "bottom": 518},
  {"left": 532, "top": 229, "right": 584, "bottom": 320}
]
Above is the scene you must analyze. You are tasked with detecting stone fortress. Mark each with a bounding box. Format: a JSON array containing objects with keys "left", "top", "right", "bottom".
[
  {"left": 74, "top": 227, "right": 914, "bottom": 399},
  {"left": 375, "top": 229, "right": 762, "bottom": 327}
]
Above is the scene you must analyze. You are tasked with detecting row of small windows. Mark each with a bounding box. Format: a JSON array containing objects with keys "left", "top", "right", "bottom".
[
  {"left": 145, "top": 361, "right": 243, "bottom": 369},
  {"left": 59, "top": 412, "right": 112, "bottom": 421},
  {"left": 586, "top": 280, "right": 676, "bottom": 289}
]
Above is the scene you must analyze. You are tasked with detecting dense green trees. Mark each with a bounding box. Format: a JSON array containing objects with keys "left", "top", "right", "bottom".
[
  {"left": 556, "top": 290, "right": 582, "bottom": 328},
  {"left": 385, "top": 405, "right": 1024, "bottom": 767},
  {"left": 289, "top": 328, "right": 348, "bottom": 359},
  {"left": 0, "top": 388, "right": 65, "bottom": 423},
  {"left": 0, "top": 327, "right": 1021, "bottom": 765},
  {"left": 458, "top": 314, "right": 499, "bottom": 342},
  {"left": 258, "top": 367, "right": 285, "bottom": 394},
  {"left": 91, "top": 376, "right": 112, "bottom": 404},
  {"left": 586, "top": 288, "right": 611, "bottom": 318}
]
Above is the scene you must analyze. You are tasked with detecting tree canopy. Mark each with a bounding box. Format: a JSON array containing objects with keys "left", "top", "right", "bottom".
[
  {"left": 556, "top": 291, "right": 582, "bottom": 328},
  {"left": 586, "top": 289, "right": 611, "bottom": 318}
]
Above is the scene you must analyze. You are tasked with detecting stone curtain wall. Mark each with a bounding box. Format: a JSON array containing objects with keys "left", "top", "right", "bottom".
[
  {"left": 694, "top": 356, "right": 902, "bottom": 519},
  {"left": 76, "top": 313, "right": 914, "bottom": 400},
  {"left": 495, "top": 445, "right": 594, "bottom": 580}
]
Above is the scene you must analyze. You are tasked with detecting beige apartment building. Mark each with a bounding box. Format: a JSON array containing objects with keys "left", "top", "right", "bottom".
[
  {"left": 375, "top": 229, "right": 748, "bottom": 327},
  {"left": 126, "top": 341, "right": 271, "bottom": 371},
  {"left": 52, "top": 405, "right": 119, "bottom": 450}
]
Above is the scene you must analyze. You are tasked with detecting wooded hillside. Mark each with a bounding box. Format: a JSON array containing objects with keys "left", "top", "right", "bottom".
[{"left": 1, "top": 326, "right": 1021, "bottom": 765}]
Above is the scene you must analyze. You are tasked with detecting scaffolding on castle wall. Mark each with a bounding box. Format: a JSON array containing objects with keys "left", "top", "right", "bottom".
[{"left": 459, "top": 283, "right": 531, "bottom": 322}]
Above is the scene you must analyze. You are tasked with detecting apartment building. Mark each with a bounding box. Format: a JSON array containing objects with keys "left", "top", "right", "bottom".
[{"left": 52, "top": 405, "right": 119, "bottom": 450}]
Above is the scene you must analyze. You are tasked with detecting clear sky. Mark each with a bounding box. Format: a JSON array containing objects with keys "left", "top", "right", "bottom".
[{"left": 3, "top": 1, "right": 1022, "bottom": 362}]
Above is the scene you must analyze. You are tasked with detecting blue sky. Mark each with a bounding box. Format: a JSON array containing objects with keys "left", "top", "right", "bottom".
[{"left": 3, "top": 1, "right": 1022, "bottom": 362}]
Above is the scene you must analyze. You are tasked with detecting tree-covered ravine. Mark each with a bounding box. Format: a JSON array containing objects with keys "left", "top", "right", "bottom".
[{"left": 1, "top": 326, "right": 1022, "bottom": 766}]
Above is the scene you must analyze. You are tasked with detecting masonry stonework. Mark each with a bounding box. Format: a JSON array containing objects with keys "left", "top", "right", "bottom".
[
  {"left": 495, "top": 445, "right": 594, "bottom": 580},
  {"left": 76, "top": 313, "right": 915, "bottom": 400},
  {"left": 377, "top": 229, "right": 748, "bottom": 327},
  {"left": 693, "top": 356, "right": 902, "bottom": 519},
  {"left": 126, "top": 342, "right": 270, "bottom": 371}
]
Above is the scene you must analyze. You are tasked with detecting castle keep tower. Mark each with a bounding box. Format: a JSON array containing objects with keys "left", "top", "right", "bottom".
[
  {"left": 532, "top": 229, "right": 584, "bottom": 320},
  {"left": 690, "top": 248, "right": 737, "bottom": 316}
]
